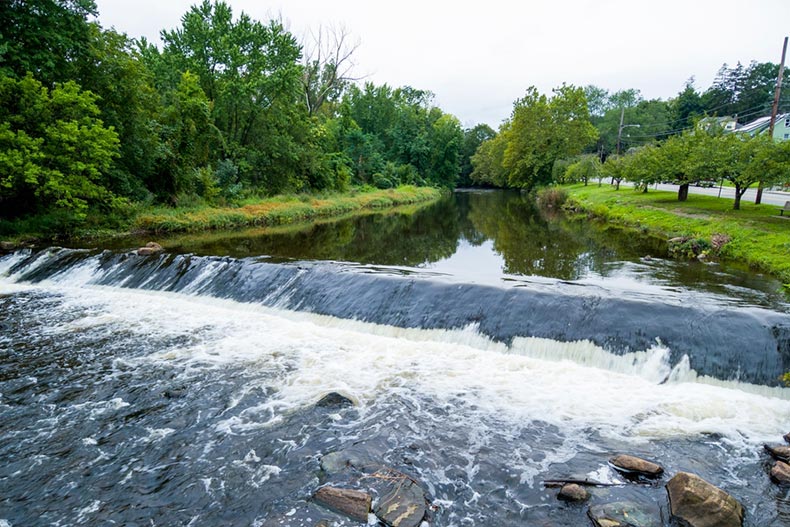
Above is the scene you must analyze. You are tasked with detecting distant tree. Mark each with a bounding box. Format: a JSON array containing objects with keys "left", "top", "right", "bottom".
[
  {"left": 500, "top": 85, "right": 598, "bottom": 189},
  {"left": 670, "top": 78, "right": 705, "bottom": 131},
  {"left": 458, "top": 123, "right": 496, "bottom": 186},
  {"left": 564, "top": 154, "right": 601, "bottom": 186},
  {"left": 470, "top": 130, "right": 508, "bottom": 187}
]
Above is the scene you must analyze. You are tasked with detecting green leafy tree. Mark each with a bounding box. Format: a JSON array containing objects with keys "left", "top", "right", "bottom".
[
  {"left": 0, "top": 75, "right": 120, "bottom": 220},
  {"left": 459, "top": 124, "right": 496, "bottom": 186},
  {"left": 501, "top": 85, "right": 598, "bottom": 189},
  {"left": 0, "top": 0, "right": 97, "bottom": 85}
]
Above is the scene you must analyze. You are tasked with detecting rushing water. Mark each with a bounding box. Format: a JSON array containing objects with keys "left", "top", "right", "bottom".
[{"left": 2, "top": 190, "right": 790, "bottom": 526}]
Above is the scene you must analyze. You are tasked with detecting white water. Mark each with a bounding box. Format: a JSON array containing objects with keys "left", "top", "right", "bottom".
[{"left": 3, "top": 263, "right": 789, "bottom": 456}]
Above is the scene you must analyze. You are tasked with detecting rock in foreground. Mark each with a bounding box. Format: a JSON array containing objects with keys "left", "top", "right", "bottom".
[
  {"left": 588, "top": 501, "right": 661, "bottom": 527},
  {"left": 764, "top": 444, "right": 790, "bottom": 462},
  {"left": 609, "top": 454, "right": 664, "bottom": 479},
  {"left": 373, "top": 477, "right": 427, "bottom": 527},
  {"left": 313, "top": 486, "right": 371, "bottom": 522},
  {"left": 316, "top": 392, "right": 355, "bottom": 408},
  {"left": 771, "top": 460, "right": 790, "bottom": 485},
  {"left": 557, "top": 483, "right": 589, "bottom": 502},
  {"left": 666, "top": 472, "right": 743, "bottom": 527}
]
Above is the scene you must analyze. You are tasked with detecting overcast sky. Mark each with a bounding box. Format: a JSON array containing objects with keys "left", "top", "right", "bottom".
[{"left": 95, "top": 0, "right": 790, "bottom": 128}]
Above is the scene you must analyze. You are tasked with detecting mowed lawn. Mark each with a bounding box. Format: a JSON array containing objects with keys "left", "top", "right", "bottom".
[{"left": 564, "top": 183, "right": 790, "bottom": 285}]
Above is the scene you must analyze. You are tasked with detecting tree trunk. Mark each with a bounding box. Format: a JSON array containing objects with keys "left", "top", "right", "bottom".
[
  {"left": 678, "top": 184, "right": 689, "bottom": 201},
  {"left": 755, "top": 181, "right": 764, "bottom": 204},
  {"left": 615, "top": 179, "right": 620, "bottom": 190},
  {"left": 734, "top": 186, "right": 743, "bottom": 210}
]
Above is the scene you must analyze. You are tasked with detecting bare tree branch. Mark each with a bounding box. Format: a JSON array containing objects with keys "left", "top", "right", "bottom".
[{"left": 300, "top": 24, "right": 364, "bottom": 116}]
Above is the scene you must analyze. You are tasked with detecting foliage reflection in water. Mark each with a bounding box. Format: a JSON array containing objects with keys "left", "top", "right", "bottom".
[{"left": 102, "top": 190, "right": 787, "bottom": 308}]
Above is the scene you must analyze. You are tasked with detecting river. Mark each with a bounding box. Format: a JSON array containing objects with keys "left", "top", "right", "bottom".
[{"left": 1, "top": 190, "right": 789, "bottom": 526}]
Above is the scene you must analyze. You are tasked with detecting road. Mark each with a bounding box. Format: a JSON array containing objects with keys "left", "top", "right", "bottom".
[{"left": 620, "top": 182, "right": 790, "bottom": 207}]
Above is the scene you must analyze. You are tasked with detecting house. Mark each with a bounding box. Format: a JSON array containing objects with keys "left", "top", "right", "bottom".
[
  {"left": 736, "top": 113, "right": 790, "bottom": 141},
  {"left": 697, "top": 116, "right": 739, "bottom": 133}
]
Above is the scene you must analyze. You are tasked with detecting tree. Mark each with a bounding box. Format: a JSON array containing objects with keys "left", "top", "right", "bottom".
[
  {"left": 300, "top": 25, "right": 360, "bottom": 116},
  {"left": 670, "top": 78, "right": 705, "bottom": 131},
  {"left": 458, "top": 124, "right": 495, "bottom": 187},
  {"left": 0, "top": 0, "right": 98, "bottom": 85},
  {"left": 501, "top": 85, "right": 598, "bottom": 189},
  {"left": 0, "top": 75, "right": 120, "bottom": 221}
]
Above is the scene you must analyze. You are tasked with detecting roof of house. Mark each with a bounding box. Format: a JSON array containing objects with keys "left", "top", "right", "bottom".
[{"left": 737, "top": 113, "right": 789, "bottom": 134}]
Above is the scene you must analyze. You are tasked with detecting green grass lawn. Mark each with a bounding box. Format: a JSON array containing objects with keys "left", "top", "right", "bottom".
[{"left": 564, "top": 184, "right": 790, "bottom": 285}]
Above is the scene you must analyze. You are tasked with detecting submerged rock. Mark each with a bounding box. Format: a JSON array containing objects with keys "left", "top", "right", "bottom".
[
  {"left": 373, "top": 477, "right": 427, "bottom": 527},
  {"left": 319, "top": 449, "right": 378, "bottom": 474},
  {"left": 609, "top": 454, "right": 664, "bottom": 479},
  {"left": 764, "top": 444, "right": 790, "bottom": 462},
  {"left": 557, "top": 483, "right": 589, "bottom": 502},
  {"left": 587, "top": 501, "right": 661, "bottom": 527},
  {"left": 136, "top": 242, "right": 164, "bottom": 256},
  {"left": 666, "top": 472, "right": 743, "bottom": 527},
  {"left": 784, "top": 432, "right": 790, "bottom": 444},
  {"left": 313, "top": 486, "right": 371, "bottom": 522},
  {"left": 771, "top": 460, "right": 790, "bottom": 485},
  {"left": 316, "top": 392, "right": 355, "bottom": 408}
]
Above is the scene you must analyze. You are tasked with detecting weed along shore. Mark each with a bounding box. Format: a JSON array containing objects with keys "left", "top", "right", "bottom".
[
  {"left": 134, "top": 186, "right": 442, "bottom": 234},
  {"left": 561, "top": 184, "right": 790, "bottom": 287}
]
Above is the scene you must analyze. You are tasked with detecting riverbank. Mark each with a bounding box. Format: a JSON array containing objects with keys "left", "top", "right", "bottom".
[
  {"left": 133, "top": 186, "right": 442, "bottom": 234},
  {"left": 563, "top": 184, "right": 790, "bottom": 287},
  {"left": 0, "top": 186, "right": 443, "bottom": 243}
]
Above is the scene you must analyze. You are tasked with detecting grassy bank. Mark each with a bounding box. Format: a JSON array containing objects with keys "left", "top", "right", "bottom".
[
  {"left": 563, "top": 184, "right": 790, "bottom": 286},
  {"left": 133, "top": 186, "right": 442, "bottom": 234},
  {"left": 0, "top": 186, "right": 443, "bottom": 243}
]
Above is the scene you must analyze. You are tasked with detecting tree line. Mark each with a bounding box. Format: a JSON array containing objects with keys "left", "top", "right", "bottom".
[
  {"left": 0, "top": 0, "right": 464, "bottom": 230},
  {"left": 469, "top": 60, "right": 790, "bottom": 205}
]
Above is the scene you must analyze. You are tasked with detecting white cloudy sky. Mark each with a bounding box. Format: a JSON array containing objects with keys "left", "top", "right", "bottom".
[{"left": 95, "top": 0, "right": 790, "bottom": 127}]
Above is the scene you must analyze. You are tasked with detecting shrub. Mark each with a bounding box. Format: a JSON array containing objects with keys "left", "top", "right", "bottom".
[{"left": 535, "top": 186, "right": 569, "bottom": 209}]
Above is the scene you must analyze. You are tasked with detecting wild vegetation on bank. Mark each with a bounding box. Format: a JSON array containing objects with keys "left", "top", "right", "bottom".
[
  {"left": 1, "top": 1, "right": 466, "bottom": 239},
  {"left": 561, "top": 184, "right": 790, "bottom": 286},
  {"left": 134, "top": 186, "right": 441, "bottom": 234}
]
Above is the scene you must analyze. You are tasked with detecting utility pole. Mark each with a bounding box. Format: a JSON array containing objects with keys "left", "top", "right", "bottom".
[
  {"left": 616, "top": 107, "right": 625, "bottom": 156},
  {"left": 755, "top": 36, "right": 788, "bottom": 205}
]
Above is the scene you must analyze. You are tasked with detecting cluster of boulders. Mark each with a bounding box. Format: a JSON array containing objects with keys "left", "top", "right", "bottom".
[
  {"left": 765, "top": 433, "right": 790, "bottom": 485},
  {"left": 550, "top": 453, "right": 744, "bottom": 527},
  {"left": 308, "top": 402, "right": 790, "bottom": 527},
  {"left": 311, "top": 392, "right": 430, "bottom": 527}
]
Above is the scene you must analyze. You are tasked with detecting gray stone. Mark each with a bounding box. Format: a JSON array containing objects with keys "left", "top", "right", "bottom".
[
  {"left": 557, "top": 483, "right": 589, "bottom": 502},
  {"left": 771, "top": 460, "right": 790, "bottom": 485},
  {"left": 587, "top": 501, "right": 661, "bottom": 527},
  {"left": 316, "top": 392, "right": 354, "bottom": 408},
  {"left": 0, "top": 241, "right": 15, "bottom": 252},
  {"left": 373, "top": 478, "right": 427, "bottom": 527},
  {"left": 784, "top": 432, "right": 790, "bottom": 444},
  {"left": 313, "top": 486, "right": 371, "bottom": 522},
  {"left": 609, "top": 454, "right": 663, "bottom": 478},
  {"left": 765, "top": 444, "right": 790, "bottom": 462},
  {"left": 666, "top": 472, "right": 743, "bottom": 527}
]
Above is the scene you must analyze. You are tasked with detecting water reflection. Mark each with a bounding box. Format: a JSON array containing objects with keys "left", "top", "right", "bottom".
[{"left": 100, "top": 190, "right": 787, "bottom": 308}]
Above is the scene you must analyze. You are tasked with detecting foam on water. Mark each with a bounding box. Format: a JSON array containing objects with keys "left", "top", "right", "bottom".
[{"left": 5, "top": 275, "right": 788, "bottom": 454}]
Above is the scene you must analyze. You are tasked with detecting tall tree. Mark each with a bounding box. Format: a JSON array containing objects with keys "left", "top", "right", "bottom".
[{"left": 0, "top": 0, "right": 97, "bottom": 85}]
